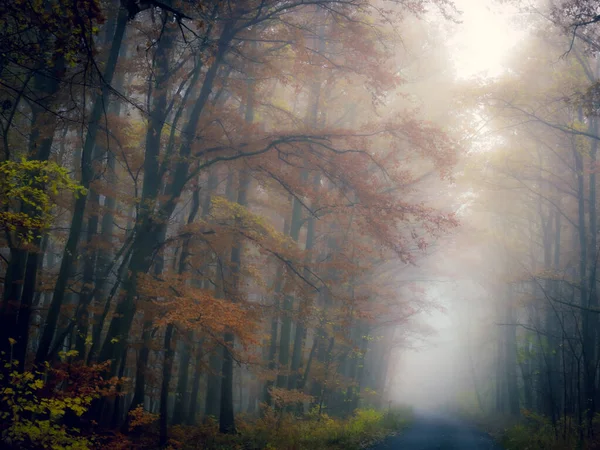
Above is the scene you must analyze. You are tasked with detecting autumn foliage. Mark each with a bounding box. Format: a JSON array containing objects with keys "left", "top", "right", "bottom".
[{"left": 0, "top": 0, "right": 458, "bottom": 447}]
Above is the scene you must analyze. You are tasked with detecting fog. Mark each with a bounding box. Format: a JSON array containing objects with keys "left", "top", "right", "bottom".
[{"left": 3, "top": 0, "right": 600, "bottom": 448}]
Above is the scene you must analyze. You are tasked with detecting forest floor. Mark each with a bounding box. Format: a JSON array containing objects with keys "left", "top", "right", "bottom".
[{"left": 368, "top": 412, "right": 501, "bottom": 450}]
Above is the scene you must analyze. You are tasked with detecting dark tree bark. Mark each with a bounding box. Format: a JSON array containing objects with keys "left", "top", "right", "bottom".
[
  {"left": 288, "top": 174, "right": 319, "bottom": 392},
  {"left": 276, "top": 197, "right": 303, "bottom": 389},
  {"left": 187, "top": 338, "right": 205, "bottom": 425},
  {"left": 98, "top": 19, "right": 233, "bottom": 373},
  {"left": 35, "top": 7, "right": 129, "bottom": 364},
  {"left": 159, "top": 324, "right": 175, "bottom": 447},
  {"left": 205, "top": 349, "right": 222, "bottom": 419},
  {"left": 160, "top": 182, "right": 201, "bottom": 437},
  {"left": 3, "top": 52, "right": 68, "bottom": 367}
]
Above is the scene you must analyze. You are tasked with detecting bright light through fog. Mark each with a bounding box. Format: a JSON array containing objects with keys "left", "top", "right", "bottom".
[{"left": 449, "top": 0, "right": 525, "bottom": 78}]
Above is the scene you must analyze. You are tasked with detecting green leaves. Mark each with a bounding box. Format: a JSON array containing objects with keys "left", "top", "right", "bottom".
[
  {"left": 0, "top": 158, "right": 86, "bottom": 241},
  {"left": 0, "top": 357, "right": 115, "bottom": 449}
]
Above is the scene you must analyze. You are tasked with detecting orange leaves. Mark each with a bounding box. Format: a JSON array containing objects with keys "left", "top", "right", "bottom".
[
  {"left": 128, "top": 405, "right": 158, "bottom": 431},
  {"left": 137, "top": 273, "right": 259, "bottom": 347}
]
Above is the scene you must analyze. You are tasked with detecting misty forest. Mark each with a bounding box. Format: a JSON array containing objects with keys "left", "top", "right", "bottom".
[{"left": 5, "top": 0, "right": 600, "bottom": 449}]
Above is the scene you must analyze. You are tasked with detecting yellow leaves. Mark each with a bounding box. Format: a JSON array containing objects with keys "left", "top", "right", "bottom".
[
  {"left": 58, "top": 349, "right": 79, "bottom": 360},
  {"left": 210, "top": 196, "right": 289, "bottom": 244},
  {"left": 29, "top": 379, "right": 44, "bottom": 390},
  {"left": 207, "top": 196, "right": 300, "bottom": 265},
  {"left": 0, "top": 159, "right": 86, "bottom": 241},
  {"left": 5, "top": 418, "right": 93, "bottom": 449},
  {"left": 2, "top": 387, "right": 14, "bottom": 396},
  {"left": 0, "top": 362, "right": 94, "bottom": 446},
  {"left": 0, "top": 358, "right": 120, "bottom": 448}
]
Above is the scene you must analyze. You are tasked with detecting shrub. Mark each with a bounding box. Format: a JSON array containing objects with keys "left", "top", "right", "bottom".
[
  {"left": 498, "top": 410, "right": 594, "bottom": 450},
  {"left": 170, "top": 406, "right": 412, "bottom": 450},
  {"left": 0, "top": 353, "right": 123, "bottom": 449}
]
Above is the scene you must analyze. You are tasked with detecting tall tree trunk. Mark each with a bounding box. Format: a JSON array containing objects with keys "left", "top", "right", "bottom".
[
  {"left": 97, "top": 10, "right": 178, "bottom": 372},
  {"left": 35, "top": 7, "right": 129, "bottom": 363},
  {"left": 219, "top": 171, "right": 250, "bottom": 434},
  {"left": 205, "top": 348, "right": 222, "bottom": 419},
  {"left": 177, "top": 173, "right": 218, "bottom": 424},
  {"left": 160, "top": 183, "right": 201, "bottom": 435},
  {"left": 205, "top": 171, "right": 232, "bottom": 422},
  {"left": 573, "top": 115, "right": 594, "bottom": 430},
  {"left": 86, "top": 59, "right": 127, "bottom": 364},
  {"left": 159, "top": 324, "right": 175, "bottom": 447},
  {"left": 587, "top": 118, "right": 598, "bottom": 423},
  {"left": 98, "top": 19, "right": 232, "bottom": 373},
  {"left": 74, "top": 201, "right": 100, "bottom": 360},
  {"left": 288, "top": 175, "right": 319, "bottom": 391},
  {"left": 3, "top": 52, "right": 67, "bottom": 365},
  {"left": 505, "top": 290, "right": 520, "bottom": 416},
  {"left": 172, "top": 331, "right": 192, "bottom": 425},
  {"left": 285, "top": 15, "right": 324, "bottom": 392},
  {"left": 187, "top": 338, "right": 204, "bottom": 425},
  {"left": 262, "top": 212, "right": 291, "bottom": 405},
  {"left": 218, "top": 59, "right": 256, "bottom": 432},
  {"left": 264, "top": 268, "right": 283, "bottom": 404},
  {"left": 129, "top": 223, "right": 169, "bottom": 415},
  {"left": 276, "top": 196, "right": 303, "bottom": 388},
  {"left": 219, "top": 330, "right": 236, "bottom": 433}
]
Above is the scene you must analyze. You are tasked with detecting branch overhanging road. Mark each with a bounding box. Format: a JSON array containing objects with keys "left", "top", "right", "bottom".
[{"left": 370, "top": 412, "right": 501, "bottom": 450}]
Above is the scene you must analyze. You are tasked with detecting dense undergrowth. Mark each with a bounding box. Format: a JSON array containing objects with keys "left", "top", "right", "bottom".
[
  {"left": 498, "top": 410, "right": 600, "bottom": 450},
  {"left": 455, "top": 406, "right": 600, "bottom": 450},
  {"left": 165, "top": 407, "right": 411, "bottom": 450},
  {"left": 0, "top": 357, "right": 410, "bottom": 449}
]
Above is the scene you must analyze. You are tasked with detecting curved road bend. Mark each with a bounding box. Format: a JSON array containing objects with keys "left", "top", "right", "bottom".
[{"left": 371, "top": 412, "right": 501, "bottom": 450}]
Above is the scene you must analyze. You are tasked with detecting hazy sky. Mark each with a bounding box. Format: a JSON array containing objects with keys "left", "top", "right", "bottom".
[{"left": 450, "top": 0, "right": 525, "bottom": 78}]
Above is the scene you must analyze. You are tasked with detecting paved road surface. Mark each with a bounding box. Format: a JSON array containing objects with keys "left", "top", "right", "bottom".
[{"left": 371, "top": 412, "right": 501, "bottom": 450}]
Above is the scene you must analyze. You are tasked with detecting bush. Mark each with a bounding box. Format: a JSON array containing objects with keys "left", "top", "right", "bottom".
[
  {"left": 170, "top": 406, "right": 412, "bottom": 450},
  {"left": 497, "top": 410, "right": 599, "bottom": 450},
  {"left": 0, "top": 353, "right": 125, "bottom": 449}
]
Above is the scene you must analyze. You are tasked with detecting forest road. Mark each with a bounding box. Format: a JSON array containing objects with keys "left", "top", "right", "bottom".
[{"left": 369, "top": 412, "right": 501, "bottom": 450}]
